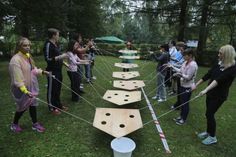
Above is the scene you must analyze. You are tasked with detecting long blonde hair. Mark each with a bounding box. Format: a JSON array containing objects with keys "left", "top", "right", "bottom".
[
  {"left": 14, "top": 37, "right": 31, "bottom": 54},
  {"left": 219, "top": 45, "right": 236, "bottom": 68}
]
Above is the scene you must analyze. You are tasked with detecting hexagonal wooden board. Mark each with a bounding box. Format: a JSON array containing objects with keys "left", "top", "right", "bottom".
[
  {"left": 103, "top": 90, "right": 141, "bottom": 105},
  {"left": 113, "top": 80, "right": 145, "bottom": 90},
  {"left": 112, "top": 71, "right": 140, "bottom": 80},
  {"left": 93, "top": 108, "right": 143, "bottom": 137},
  {"left": 118, "top": 50, "right": 138, "bottom": 54},
  {"left": 114, "top": 63, "right": 138, "bottom": 69},
  {"left": 119, "top": 56, "right": 140, "bottom": 59}
]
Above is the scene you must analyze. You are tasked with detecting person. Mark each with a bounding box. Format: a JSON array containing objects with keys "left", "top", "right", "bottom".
[
  {"left": 73, "top": 33, "right": 92, "bottom": 85},
  {"left": 122, "top": 41, "right": 134, "bottom": 72},
  {"left": 43, "top": 28, "right": 68, "bottom": 115},
  {"left": 88, "top": 38, "right": 97, "bottom": 80},
  {"left": 66, "top": 40, "right": 90, "bottom": 102},
  {"left": 165, "top": 40, "right": 178, "bottom": 91},
  {"left": 170, "top": 48, "right": 198, "bottom": 125},
  {"left": 170, "top": 42, "right": 185, "bottom": 109},
  {"left": 9, "top": 37, "right": 48, "bottom": 133},
  {"left": 195, "top": 45, "right": 236, "bottom": 145},
  {"left": 151, "top": 44, "right": 169, "bottom": 102}
]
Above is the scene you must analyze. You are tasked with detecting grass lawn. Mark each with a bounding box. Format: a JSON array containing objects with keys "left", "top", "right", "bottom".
[{"left": 0, "top": 55, "right": 235, "bottom": 157}]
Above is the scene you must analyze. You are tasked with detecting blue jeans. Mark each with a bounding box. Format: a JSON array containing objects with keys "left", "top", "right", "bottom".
[
  {"left": 84, "top": 64, "right": 91, "bottom": 81},
  {"left": 156, "top": 73, "right": 166, "bottom": 100}
]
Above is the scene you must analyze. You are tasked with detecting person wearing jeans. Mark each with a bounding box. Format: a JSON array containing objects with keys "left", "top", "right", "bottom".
[
  {"left": 170, "top": 48, "right": 198, "bottom": 125},
  {"left": 151, "top": 44, "right": 169, "bottom": 102}
]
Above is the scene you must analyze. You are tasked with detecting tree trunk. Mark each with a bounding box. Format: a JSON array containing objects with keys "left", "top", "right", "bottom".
[
  {"left": 177, "top": 0, "right": 188, "bottom": 41},
  {"left": 197, "top": 0, "right": 210, "bottom": 54},
  {"left": 20, "top": 11, "right": 30, "bottom": 37}
]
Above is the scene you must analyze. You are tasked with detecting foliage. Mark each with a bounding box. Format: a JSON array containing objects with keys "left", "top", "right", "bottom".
[{"left": 0, "top": 55, "right": 236, "bottom": 156}]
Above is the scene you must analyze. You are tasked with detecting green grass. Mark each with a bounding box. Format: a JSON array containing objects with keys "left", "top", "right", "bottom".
[{"left": 0, "top": 55, "right": 235, "bottom": 157}]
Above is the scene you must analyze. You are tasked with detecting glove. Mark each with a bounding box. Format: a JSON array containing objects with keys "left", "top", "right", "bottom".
[{"left": 20, "top": 86, "right": 33, "bottom": 97}]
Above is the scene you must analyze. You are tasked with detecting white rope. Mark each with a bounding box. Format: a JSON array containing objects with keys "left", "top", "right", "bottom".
[
  {"left": 36, "top": 98, "right": 93, "bottom": 125},
  {"left": 52, "top": 76, "right": 97, "bottom": 109},
  {"left": 143, "top": 94, "right": 200, "bottom": 126},
  {"left": 139, "top": 90, "right": 190, "bottom": 111}
]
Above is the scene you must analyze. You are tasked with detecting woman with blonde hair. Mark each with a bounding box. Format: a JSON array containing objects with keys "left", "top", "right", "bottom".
[
  {"left": 9, "top": 37, "right": 49, "bottom": 133},
  {"left": 195, "top": 44, "right": 236, "bottom": 145}
]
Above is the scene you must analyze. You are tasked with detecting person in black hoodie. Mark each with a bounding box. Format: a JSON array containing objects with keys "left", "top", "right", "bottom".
[{"left": 43, "top": 28, "right": 68, "bottom": 115}]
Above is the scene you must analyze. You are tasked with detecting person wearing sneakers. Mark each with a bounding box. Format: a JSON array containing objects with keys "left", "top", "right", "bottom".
[
  {"left": 170, "top": 42, "right": 185, "bottom": 110},
  {"left": 9, "top": 37, "right": 49, "bottom": 133},
  {"left": 66, "top": 40, "right": 90, "bottom": 102},
  {"left": 169, "top": 48, "right": 198, "bottom": 125},
  {"left": 151, "top": 44, "right": 169, "bottom": 102},
  {"left": 196, "top": 45, "right": 236, "bottom": 145},
  {"left": 43, "top": 28, "right": 68, "bottom": 115}
]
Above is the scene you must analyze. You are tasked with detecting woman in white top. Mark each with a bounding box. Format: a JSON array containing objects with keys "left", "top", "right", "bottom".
[
  {"left": 66, "top": 40, "right": 90, "bottom": 102},
  {"left": 169, "top": 48, "right": 198, "bottom": 125}
]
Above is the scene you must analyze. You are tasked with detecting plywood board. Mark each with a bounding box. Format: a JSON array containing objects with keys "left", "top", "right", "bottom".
[
  {"left": 103, "top": 90, "right": 141, "bottom": 105},
  {"left": 118, "top": 50, "right": 138, "bottom": 54},
  {"left": 114, "top": 63, "right": 138, "bottom": 69},
  {"left": 112, "top": 71, "right": 140, "bottom": 80},
  {"left": 119, "top": 56, "right": 140, "bottom": 59},
  {"left": 113, "top": 80, "right": 145, "bottom": 90},
  {"left": 93, "top": 108, "right": 143, "bottom": 137}
]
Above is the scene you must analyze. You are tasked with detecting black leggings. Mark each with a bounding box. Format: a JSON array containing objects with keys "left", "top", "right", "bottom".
[
  {"left": 13, "top": 106, "right": 37, "bottom": 124},
  {"left": 205, "top": 96, "right": 225, "bottom": 137}
]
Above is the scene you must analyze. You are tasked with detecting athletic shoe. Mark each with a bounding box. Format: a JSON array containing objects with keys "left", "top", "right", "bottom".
[
  {"left": 168, "top": 91, "right": 176, "bottom": 96},
  {"left": 198, "top": 132, "right": 209, "bottom": 139},
  {"left": 92, "top": 76, "right": 97, "bottom": 80},
  {"left": 158, "top": 98, "right": 166, "bottom": 102},
  {"left": 152, "top": 96, "right": 158, "bottom": 100},
  {"left": 62, "top": 106, "right": 68, "bottom": 111},
  {"left": 32, "top": 122, "right": 45, "bottom": 133},
  {"left": 10, "top": 123, "right": 23, "bottom": 133},
  {"left": 52, "top": 109, "right": 61, "bottom": 115},
  {"left": 202, "top": 136, "right": 217, "bottom": 145},
  {"left": 173, "top": 116, "right": 182, "bottom": 122},
  {"left": 176, "top": 119, "right": 185, "bottom": 125}
]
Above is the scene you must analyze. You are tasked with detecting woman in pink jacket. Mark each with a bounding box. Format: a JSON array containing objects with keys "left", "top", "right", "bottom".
[{"left": 9, "top": 37, "right": 48, "bottom": 133}]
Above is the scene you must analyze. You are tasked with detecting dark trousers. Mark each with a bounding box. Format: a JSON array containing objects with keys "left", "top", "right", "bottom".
[
  {"left": 165, "top": 68, "right": 172, "bottom": 88},
  {"left": 90, "top": 60, "right": 95, "bottom": 77},
  {"left": 67, "top": 71, "right": 80, "bottom": 101},
  {"left": 47, "top": 70, "right": 62, "bottom": 110},
  {"left": 179, "top": 86, "right": 192, "bottom": 121},
  {"left": 13, "top": 106, "right": 37, "bottom": 124},
  {"left": 206, "top": 96, "right": 225, "bottom": 137},
  {"left": 173, "top": 78, "right": 181, "bottom": 108},
  {"left": 123, "top": 68, "right": 129, "bottom": 72}
]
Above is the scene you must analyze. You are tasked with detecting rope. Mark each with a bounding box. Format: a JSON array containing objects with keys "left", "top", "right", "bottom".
[
  {"left": 139, "top": 90, "right": 190, "bottom": 111},
  {"left": 36, "top": 98, "right": 93, "bottom": 125},
  {"left": 143, "top": 94, "right": 200, "bottom": 126},
  {"left": 52, "top": 76, "right": 97, "bottom": 109},
  {"left": 77, "top": 67, "right": 103, "bottom": 98}
]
